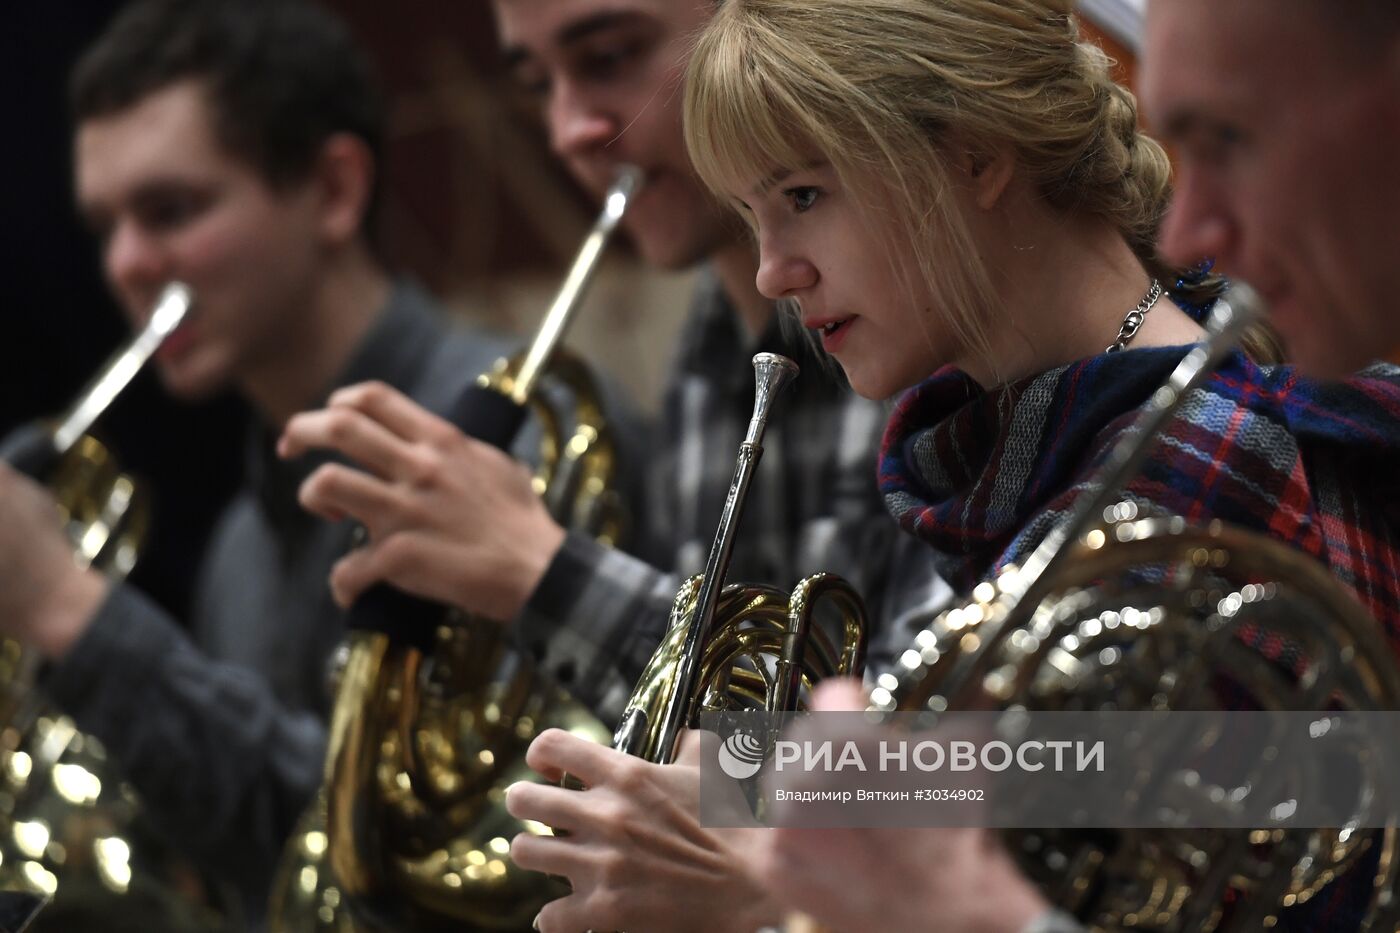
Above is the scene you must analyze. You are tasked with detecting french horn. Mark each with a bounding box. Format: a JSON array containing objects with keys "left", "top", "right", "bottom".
[
  {"left": 868, "top": 285, "right": 1400, "bottom": 931},
  {"left": 268, "top": 168, "right": 641, "bottom": 932},
  {"left": 614, "top": 353, "right": 868, "bottom": 767},
  {"left": 0, "top": 283, "right": 235, "bottom": 931}
]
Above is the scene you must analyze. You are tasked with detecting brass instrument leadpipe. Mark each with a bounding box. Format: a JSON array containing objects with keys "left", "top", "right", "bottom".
[
  {"left": 52, "top": 283, "right": 192, "bottom": 454},
  {"left": 511, "top": 171, "right": 640, "bottom": 402},
  {"left": 1011, "top": 283, "right": 1261, "bottom": 592},
  {"left": 3, "top": 282, "right": 191, "bottom": 476},
  {"left": 613, "top": 352, "right": 800, "bottom": 764}
]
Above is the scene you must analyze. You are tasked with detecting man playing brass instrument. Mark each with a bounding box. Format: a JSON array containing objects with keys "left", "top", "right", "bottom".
[
  {"left": 279, "top": 0, "right": 951, "bottom": 930},
  {"left": 0, "top": 0, "right": 521, "bottom": 923}
]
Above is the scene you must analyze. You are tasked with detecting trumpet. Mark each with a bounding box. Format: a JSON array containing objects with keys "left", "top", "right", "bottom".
[
  {"left": 0, "top": 283, "right": 235, "bottom": 931},
  {"left": 614, "top": 353, "right": 868, "bottom": 766},
  {"left": 269, "top": 167, "right": 642, "bottom": 932},
  {"left": 867, "top": 285, "right": 1400, "bottom": 931}
]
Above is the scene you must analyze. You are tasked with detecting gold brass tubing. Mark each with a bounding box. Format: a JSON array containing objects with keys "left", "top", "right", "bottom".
[{"left": 644, "top": 353, "right": 800, "bottom": 764}]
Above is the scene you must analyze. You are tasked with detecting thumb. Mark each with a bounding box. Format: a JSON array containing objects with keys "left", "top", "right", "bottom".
[{"left": 810, "top": 677, "right": 868, "bottom": 712}]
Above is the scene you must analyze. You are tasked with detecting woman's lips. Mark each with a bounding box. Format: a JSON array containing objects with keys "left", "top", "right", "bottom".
[{"left": 811, "top": 317, "right": 854, "bottom": 353}]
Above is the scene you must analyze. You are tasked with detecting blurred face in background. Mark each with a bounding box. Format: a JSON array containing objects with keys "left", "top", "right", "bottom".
[
  {"left": 1144, "top": 0, "right": 1400, "bottom": 376},
  {"left": 494, "top": 0, "right": 736, "bottom": 269},
  {"left": 76, "top": 80, "right": 327, "bottom": 400}
]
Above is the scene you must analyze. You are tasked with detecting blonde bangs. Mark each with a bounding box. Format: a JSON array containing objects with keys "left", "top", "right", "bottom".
[{"left": 683, "top": 7, "right": 827, "bottom": 204}]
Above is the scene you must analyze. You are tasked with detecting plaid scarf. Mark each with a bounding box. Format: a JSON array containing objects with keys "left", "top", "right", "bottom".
[
  {"left": 880, "top": 346, "right": 1400, "bottom": 650},
  {"left": 881, "top": 346, "right": 1400, "bottom": 931}
]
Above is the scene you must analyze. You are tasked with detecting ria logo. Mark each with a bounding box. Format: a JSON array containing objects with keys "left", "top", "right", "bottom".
[{"left": 717, "top": 728, "right": 766, "bottom": 779}]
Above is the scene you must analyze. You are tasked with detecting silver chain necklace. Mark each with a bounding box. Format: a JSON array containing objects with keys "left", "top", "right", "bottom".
[{"left": 1105, "top": 279, "right": 1163, "bottom": 353}]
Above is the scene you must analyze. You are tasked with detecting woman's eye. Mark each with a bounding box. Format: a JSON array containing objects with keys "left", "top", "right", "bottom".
[{"left": 786, "top": 186, "right": 820, "bottom": 213}]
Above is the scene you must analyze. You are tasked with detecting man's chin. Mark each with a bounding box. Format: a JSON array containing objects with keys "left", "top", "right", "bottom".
[
  {"left": 631, "top": 232, "right": 713, "bottom": 273},
  {"left": 154, "top": 362, "right": 229, "bottom": 404},
  {"left": 625, "top": 205, "right": 732, "bottom": 273}
]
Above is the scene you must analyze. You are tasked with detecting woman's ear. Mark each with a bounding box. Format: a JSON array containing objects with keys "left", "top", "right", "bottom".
[{"left": 965, "top": 146, "right": 1016, "bottom": 211}]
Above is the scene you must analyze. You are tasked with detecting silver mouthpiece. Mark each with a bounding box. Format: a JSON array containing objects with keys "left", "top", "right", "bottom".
[{"left": 746, "top": 353, "right": 801, "bottom": 445}]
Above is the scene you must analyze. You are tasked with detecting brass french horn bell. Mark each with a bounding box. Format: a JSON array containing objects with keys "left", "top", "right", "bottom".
[{"left": 871, "top": 285, "right": 1400, "bottom": 932}]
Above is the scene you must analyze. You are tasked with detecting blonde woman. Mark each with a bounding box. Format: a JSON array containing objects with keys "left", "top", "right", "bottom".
[{"left": 681, "top": 0, "right": 1400, "bottom": 930}]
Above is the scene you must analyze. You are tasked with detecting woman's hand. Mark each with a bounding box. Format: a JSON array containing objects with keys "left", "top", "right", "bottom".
[
  {"left": 506, "top": 729, "right": 782, "bottom": 933},
  {"left": 749, "top": 680, "right": 1053, "bottom": 933}
]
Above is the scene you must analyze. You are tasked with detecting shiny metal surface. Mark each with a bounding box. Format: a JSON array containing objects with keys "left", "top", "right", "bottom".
[
  {"left": 0, "top": 703, "right": 232, "bottom": 932},
  {"left": 614, "top": 354, "right": 868, "bottom": 768},
  {"left": 871, "top": 283, "right": 1400, "bottom": 931},
  {"left": 646, "top": 353, "right": 800, "bottom": 763},
  {"left": 511, "top": 166, "right": 642, "bottom": 403}
]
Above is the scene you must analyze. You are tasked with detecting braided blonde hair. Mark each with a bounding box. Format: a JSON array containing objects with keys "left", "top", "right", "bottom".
[{"left": 685, "top": 0, "right": 1242, "bottom": 374}]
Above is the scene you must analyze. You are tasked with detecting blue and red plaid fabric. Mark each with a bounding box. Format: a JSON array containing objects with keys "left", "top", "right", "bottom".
[
  {"left": 880, "top": 345, "right": 1400, "bottom": 650},
  {"left": 879, "top": 343, "right": 1400, "bottom": 931}
]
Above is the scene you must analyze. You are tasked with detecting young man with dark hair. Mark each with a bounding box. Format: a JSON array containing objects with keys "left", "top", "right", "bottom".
[
  {"left": 0, "top": 0, "right": 514, "bottom": 920},
  {"left": 69, "top": 0, "right": 387, "bottom": 226}
]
